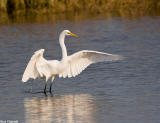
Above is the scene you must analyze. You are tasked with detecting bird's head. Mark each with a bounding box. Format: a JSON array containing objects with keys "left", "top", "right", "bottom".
[{"left": 63, "top": 30, "right": 79, "bottom": 38}]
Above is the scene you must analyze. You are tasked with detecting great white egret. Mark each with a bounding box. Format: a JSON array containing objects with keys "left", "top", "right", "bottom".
[{"left": 22, "top": 30, "right": 123, "bottom": 94}]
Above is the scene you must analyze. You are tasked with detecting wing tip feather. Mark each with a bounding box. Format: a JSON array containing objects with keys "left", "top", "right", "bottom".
[{"left": 21, "top": 77, "right": 28, "bottom": 83}]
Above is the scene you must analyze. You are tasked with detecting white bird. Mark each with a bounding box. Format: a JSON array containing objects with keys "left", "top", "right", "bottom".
[{"left": 22, "top": 30, "right": 123, "bottom": 94}]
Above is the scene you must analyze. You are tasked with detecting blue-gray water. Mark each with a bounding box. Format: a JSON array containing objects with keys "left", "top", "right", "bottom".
[{"left": 0, "top": 17, "right": 160, "bottom": 123}]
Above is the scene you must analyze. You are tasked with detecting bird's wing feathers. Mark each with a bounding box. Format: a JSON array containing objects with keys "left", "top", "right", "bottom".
[
  {"left": 22, "top": 49, "right": 45, "bottom": 82},
  {"left": 59, "top": 50, "right": 123, "bottom": 78}
]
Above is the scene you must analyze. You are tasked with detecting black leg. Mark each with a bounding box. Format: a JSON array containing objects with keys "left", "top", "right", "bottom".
[
  {"left": 49, "top": 83, "right": 53, "bottom": 93},
  {"left": 44, "top": 83, "right": 47, "bottom": 94}
]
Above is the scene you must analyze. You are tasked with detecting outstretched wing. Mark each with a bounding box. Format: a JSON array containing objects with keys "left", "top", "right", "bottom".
[
  {"left": 22, "top": 49, "right": 45, "bottom": 82},
  {"left": 59, "top": 50, "right": 123, "bottom": 78}
]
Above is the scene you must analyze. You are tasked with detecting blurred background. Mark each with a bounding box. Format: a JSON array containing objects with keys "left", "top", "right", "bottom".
[{"left": 0, "top": 0, "right": 160, "bottom": 25}]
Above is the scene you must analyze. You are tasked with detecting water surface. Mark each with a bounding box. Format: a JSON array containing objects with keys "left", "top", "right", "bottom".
[{"left": 0, "top": 17, "right": 160, "bottom": 123}]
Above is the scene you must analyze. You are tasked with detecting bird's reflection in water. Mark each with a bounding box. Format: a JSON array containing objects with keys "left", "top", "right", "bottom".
[{"left": 24, "top": 94, "right": 95, "bottom": 123}]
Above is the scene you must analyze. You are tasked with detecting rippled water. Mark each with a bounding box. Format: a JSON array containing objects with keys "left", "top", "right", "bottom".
[{"left": 0, "top": 17, "right": 160, "bottom": 123}]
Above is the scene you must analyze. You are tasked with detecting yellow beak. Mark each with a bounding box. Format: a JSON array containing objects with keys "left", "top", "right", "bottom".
[{"left": 69, "top": 32, "right": 79, "bottom": 38}]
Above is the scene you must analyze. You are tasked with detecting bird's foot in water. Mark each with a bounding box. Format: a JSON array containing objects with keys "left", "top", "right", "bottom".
[
  {"left": 44, "top": 90, "right": 47, "bottom": 95},
  {"left": 49, "top": 89, "right": 54, "bottom": 94},
  {"left": 50, "top": 90, "right": 54, "bottom": 97}
]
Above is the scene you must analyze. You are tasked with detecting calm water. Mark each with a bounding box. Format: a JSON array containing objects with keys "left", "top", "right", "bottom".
[{"left": 0, "top": 17, "right": 160, "bottom": 123}]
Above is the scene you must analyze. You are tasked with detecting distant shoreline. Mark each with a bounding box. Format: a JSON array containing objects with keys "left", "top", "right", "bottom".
[{"left": 0, "top": 0, "right": 160, "bottom": 25}]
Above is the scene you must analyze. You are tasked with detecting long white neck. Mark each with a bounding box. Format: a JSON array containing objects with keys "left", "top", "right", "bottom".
[{"left": 59, "top": 32, "right": 67, "bottom": 60}]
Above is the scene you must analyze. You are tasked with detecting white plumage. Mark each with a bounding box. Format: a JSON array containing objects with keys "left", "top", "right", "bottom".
[
  {"left": 58, "top": 50, "right": 122, "bottom": 78},
  {"left": 22, "top": 30, "right": 123, "bottom": 94}
]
